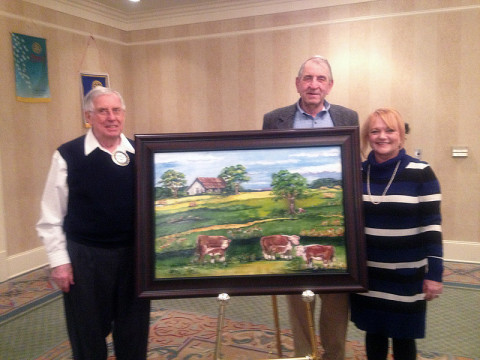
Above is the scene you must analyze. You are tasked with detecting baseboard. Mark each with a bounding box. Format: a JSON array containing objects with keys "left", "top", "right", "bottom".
[
  {"left": 1, "top": 246, "right": 48, "bottom": 281},
  {"left": 1, "top": 241, "right": 478, "bottom": 282},
  {"left": 0, "top": 250, "right": 7, "bottom": 282},
  {"left": 443, "top": 240, "right": 480, "bottom": 264}
]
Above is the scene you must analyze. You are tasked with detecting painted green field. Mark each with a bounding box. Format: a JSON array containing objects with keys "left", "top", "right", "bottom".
[{"left": 154, "top": 188, "right": 347, "bottom": 278}]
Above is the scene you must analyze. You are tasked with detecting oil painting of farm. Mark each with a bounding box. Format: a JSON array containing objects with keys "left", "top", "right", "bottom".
[
  {"left": 153, "top": 145, "right": 348, "bottom": 279},
  {"left": 135, "top": 129, "right": 366, "bottom": 298}
]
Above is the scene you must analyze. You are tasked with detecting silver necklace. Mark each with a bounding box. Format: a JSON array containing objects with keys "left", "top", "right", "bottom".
[{"left": 367, "top": 160, "right": 401, "bottom": 205}]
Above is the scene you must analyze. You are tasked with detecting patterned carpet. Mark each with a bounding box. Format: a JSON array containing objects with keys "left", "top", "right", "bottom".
[
  {"left": 1, "top": 261, "right": 479, "bottom": 359},
  {"left": 35, "top": 307, "right": 295, "bottom": 359},
  {"left": 32, "top": 305, "right": 478, "bottom": 360},
  {"left": 31, "top": 306, "right": 400, "bottom": 360},
  {"left": 0, "top": 267, "right": 57, "bottom": 322}
]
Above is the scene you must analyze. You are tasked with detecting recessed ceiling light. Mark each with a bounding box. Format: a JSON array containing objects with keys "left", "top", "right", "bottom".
[{"left": 129, "top": 0, "right": 140, "bottom": 3}]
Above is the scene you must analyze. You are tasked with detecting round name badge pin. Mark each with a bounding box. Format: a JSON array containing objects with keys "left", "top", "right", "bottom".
[{"left": 112, "top": 150, "right": 130, "bottom": 166}]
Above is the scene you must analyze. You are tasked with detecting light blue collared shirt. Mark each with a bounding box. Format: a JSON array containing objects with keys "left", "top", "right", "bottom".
[{"left": 293, "top": 100, "right": 334, "bottom": 128}]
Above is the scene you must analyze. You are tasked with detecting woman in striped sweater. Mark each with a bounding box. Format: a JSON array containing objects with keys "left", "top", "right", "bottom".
[{"left": 350, "top": 108, "right": 443, "bottom": 360}]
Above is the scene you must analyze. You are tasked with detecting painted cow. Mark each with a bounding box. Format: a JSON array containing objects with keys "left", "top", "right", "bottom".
[
  {"left": 295, "top": 244, "right": 335, "bottom": 268},
  {"left": 196, "top": 235, "right": 231, "bottom": 263},
  {"left": 260, "top": 234, "right": 300, "bottom": 260}
]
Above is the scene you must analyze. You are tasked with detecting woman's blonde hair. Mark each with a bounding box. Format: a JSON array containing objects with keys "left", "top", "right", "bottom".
[{"left": 360, "top": 108, "right": 406, "bottom": 158}]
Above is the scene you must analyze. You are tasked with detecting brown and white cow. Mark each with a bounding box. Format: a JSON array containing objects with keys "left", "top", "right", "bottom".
[
  {"left": 295, "top": 244, "right": 335, "bottom": 268},
  {"left": 260, "top": 235, "right": 300, "bottom": 260},
  {"left": 196, "top": 235, "right": 231, "bottom": 263}
]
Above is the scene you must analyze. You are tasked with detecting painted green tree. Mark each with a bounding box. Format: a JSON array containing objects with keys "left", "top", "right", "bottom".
[
  {"left": 271, "top": 170, "right": 309, "bottom": 215},
  {"left": 158, "top": 169, "right": 187, "bottom": 198},
  {"left": 219, "top": 164, "right": 250, "bottom": 195}
]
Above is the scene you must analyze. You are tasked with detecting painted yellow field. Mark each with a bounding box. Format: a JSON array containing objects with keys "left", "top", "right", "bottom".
[{"left": 201, "top": 260, "right": 291, "bottom": 276}]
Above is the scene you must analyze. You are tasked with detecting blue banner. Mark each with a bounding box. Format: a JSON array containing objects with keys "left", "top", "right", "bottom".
[
  {"left": 11, "top": 33, "right": 51, "bottom": 102},
  {"left": 80, "top": 73, "right": 109, "bottom": 97},
  {"left": 80, "top": 73, "right": 110, "bottom": 127}
]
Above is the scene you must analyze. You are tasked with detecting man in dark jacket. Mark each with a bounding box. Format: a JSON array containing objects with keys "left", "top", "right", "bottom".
[{"left": 263, "top": 56, "right": 358, "bottom": 360}]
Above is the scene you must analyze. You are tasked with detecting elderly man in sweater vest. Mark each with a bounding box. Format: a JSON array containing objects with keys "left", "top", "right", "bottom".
[{"left": 37, "top": 87, "right": 150, "bottom": 360}]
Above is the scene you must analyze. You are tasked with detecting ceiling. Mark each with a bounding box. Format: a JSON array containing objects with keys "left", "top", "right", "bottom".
[{"left": 24, "top": 0, "right": 371, "bottom": 31}]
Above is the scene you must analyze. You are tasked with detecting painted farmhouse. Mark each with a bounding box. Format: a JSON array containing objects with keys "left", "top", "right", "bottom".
[{"left": 187, "top": 177, "right": 226, "bottom": 196}]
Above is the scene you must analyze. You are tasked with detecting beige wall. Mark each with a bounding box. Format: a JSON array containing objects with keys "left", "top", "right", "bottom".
[{"left": 1, "top": 0, "right": 479, "bottom": 279}]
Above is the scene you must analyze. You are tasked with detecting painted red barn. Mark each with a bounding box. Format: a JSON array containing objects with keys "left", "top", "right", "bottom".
[{"left": 187, "top": 177, "right": 226, "bottom": 196}]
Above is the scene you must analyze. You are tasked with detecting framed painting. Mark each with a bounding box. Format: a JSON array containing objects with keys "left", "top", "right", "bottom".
[{"left": 135, "top": 128, "right": 367, "bottom": 299}]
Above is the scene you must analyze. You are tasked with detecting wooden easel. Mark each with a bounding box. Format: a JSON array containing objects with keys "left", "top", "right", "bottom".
[{"left": 214, "top": 291, "right": 318, "bottom": 360}]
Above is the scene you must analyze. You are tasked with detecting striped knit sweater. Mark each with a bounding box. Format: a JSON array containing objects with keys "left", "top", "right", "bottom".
[{"left": 351, "top": 148, "right": 443, "bottom": 339}]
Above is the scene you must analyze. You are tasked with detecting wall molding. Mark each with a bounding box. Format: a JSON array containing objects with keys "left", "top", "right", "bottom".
[
  {"left": 0, "top": 250, "right": 7, "bottom": 282},
  {"left": 0, "top": 10, "right": 125, "bottom": 45},
  {"left": 2, "top": 247, "right": 48, "bottom": 281},
  {"left": 3, "top": 5, "right": 479, "bottom": 47},
  {"left": 128, "top": 4, "right": 480, "bottom": 46},
  {"left": 23, "top": 0, "right": 372, "bottom": 31},
  {"left": 444, "top": 240, "right": 480, "bottom": 264},
  {"left": 0, "top": 141, "right": 7, "bottom": 282}
]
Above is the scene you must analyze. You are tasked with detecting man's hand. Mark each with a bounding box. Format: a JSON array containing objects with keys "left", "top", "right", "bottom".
[
  {"left": 423, "top": 279, "right": 442, "bottom": 301},
  {"left": 50, "top": 264, "right": 74, "bottom": 293}
]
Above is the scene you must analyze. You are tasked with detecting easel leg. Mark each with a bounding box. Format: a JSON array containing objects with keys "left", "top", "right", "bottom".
[
  {"left": 215, "top": 292, "right": 316, "bottom": 360},
  {"left": 214, "top": 293, "right": 230, "bottom": 360},
  {"left": 271, "top": 295, "right": 283, "bottom": 358},
  {"left": 302, "top": 290, "right": 318, "bottom": 360},
  {"left": 272, "top": 291, "right": 319, "bottom": 360}
]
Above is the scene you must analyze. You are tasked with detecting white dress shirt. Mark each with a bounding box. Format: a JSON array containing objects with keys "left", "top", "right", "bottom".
[{"left": 36, "top": 129, "right": 135, "bottom": 268}]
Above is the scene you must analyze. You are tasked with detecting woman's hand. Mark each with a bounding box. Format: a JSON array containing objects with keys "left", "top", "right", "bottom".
[{"left": 423, "top": 279, "right": 442, "bottom": 301}]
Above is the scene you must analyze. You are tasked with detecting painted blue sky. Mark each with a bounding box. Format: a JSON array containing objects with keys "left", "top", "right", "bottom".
[{"left": 154, "top": 146, "right": 342, "bottom": 190}]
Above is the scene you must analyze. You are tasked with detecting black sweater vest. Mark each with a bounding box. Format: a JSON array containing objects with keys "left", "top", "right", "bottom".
[{"left": 58, "top": 136, "right": 135, "bottom": 246}]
